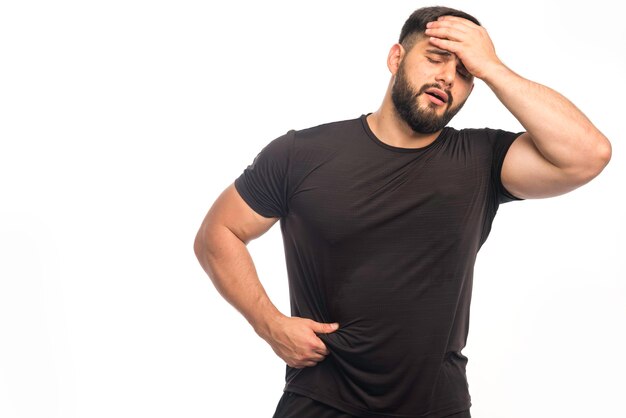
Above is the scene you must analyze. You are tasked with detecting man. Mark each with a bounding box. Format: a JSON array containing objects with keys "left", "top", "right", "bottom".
[{"left": 194, "top": 6, "right": 611, "bottom": 418}]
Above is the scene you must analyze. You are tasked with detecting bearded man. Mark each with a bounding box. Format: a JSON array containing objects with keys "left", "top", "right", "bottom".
[{"left": 194, "top": 5, "right": 611, "bottom": 418}]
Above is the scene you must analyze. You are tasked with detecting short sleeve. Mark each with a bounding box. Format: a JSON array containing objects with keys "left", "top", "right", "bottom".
[
  {"left": 234, "top": 129, "right": 295, "bottom": 218},
  {"left": 486, "top": 128, "right": 526, "bottom": 204}
]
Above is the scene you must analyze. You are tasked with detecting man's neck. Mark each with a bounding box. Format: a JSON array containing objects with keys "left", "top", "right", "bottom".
[{"left": 366, "top": 102, "right": 442, "bottom": 150}]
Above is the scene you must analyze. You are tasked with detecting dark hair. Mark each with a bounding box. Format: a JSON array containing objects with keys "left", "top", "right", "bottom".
[{"left": 398, "top": 6, "right": 481, "bottom": 52}]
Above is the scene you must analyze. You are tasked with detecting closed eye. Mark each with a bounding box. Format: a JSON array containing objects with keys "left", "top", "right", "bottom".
[
  {"left": 457, "top": 68, "right": 472, "bottom": 79},
  {"left": 427, "top": 55, "right": 472, "bottom": 80}
]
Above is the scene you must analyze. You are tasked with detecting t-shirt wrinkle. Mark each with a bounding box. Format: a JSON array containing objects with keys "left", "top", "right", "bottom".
[{"left": 234, "top": 113, "right": 524, "bottom": 418}]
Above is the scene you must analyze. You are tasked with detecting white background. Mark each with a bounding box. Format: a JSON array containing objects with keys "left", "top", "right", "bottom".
[{"left": 1, "top": 1, "right": 624, "bottom": 417}]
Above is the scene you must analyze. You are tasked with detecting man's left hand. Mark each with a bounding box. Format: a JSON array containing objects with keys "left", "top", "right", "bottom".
[{"left": 424, "top": 15, "right": 504, "bottom": 80}]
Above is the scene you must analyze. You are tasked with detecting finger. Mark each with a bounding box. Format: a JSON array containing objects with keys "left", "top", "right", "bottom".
[
  {"left": 437, "top": 15, "right": 479, "bottom": 28},
  {"left": 424, "top": 26, "right": 466, "bottom": 42},
  {"left": 427, "top": 36, "right": 460, "bottom": 55},
  {"left": 294, "top": 360, "right": 318, "bottom": 368},
  {"left": 310, "top": 320, "right": 340, "bottom": 334},
  {"left": 309, "top": 352, "right": 326, "bottom": 362},
  {"left": 313, "top": 344, "right": 330, "bottom": 355},
  {"left": 313, "top": 346, "right": 330, "bottom": 356},
  {"left": 427, "top": 20, "right": 470, "bottom": 33}
]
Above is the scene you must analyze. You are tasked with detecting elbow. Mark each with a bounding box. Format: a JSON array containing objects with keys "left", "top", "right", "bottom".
[
  {"left": 575, "top": 135, "right": 612, "bottom": 182},
  {"left": 194, "top": 226, "right": 213, "bottom": 261},
  {"left": 193, "top": 231, "right": 205, "bottom": 261},
  {"left": 590, "top": 135, "right": 612, "bottom": 176},
  {"left": 598, "top": 136, "right": 612, "bottom": 168},
  {"left": 194, "top": 224, "right": 231, "bottom": 261}
]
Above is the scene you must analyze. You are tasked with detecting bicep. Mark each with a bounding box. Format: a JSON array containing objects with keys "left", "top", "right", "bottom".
[
  {"left": 501, "top": 132, "right": 589, "bottom": 199},
  {"left": 196, "top": 182, "right": 279, "bottom": 246}
]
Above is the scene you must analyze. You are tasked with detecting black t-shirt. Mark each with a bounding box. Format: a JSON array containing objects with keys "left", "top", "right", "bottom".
[{"left": 234, "top": 113, "right": 524, "bottom": 418}]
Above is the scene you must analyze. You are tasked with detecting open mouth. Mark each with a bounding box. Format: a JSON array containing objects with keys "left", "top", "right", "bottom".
[
  {"left": 424, "top": 91, "right": 446, "bottom": 106},
  {"left": 422, "top": 87, "right": 449, "bottom": 107},
  {"left": 426, "top": 91, "right": 445, "bottom": 101},
  {"left": 424, "top": 87, "right": 448, "bottom": 104}
]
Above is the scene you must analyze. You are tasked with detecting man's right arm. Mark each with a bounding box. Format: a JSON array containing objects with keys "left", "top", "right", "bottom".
[{"left": 193, "top": 183, "right": 339, "bottom": 368}]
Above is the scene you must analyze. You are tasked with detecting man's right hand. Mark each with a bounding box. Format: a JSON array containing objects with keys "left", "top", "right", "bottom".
[{"left": 260, "top": 316, "right": 340, "bottom": 369}]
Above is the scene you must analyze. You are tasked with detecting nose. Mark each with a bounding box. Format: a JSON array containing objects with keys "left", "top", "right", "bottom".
[{"left": 435, "top": 61, "right": 456, "bottom": 89}]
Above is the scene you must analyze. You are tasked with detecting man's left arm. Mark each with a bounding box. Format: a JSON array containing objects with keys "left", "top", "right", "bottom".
[{"left": 426, "top": 15, "right": 612, "bottom": 199}]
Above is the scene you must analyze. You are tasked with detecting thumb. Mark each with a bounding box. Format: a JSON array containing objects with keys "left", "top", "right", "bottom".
[{"left": 311, "top": 321, "right": 340, "bottom": 334}]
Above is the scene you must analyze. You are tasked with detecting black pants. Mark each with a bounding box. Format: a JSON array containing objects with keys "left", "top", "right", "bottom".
[{"left": 272, "top": 391, "right": 471, "bottom": 418}]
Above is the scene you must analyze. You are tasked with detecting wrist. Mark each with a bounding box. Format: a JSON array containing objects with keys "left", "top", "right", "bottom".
[
  {"left": 479, "top": 61, "right": 516, "bottom": 88},
  {"left": 251, "top": 307, "right": 286, "bottom": 341}
]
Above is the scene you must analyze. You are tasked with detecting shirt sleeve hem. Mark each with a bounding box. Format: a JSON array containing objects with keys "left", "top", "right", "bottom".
[
  {"left": 234, "top": 177, "right": 280, "bottom": 219},
  {"left": 497, "top": 131, "right": 526, "bottom": 203}
]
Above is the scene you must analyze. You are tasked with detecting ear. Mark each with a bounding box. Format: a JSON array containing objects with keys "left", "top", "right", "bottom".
[{"left": 387, "top": 43, "right": 404, "bottom": 76}]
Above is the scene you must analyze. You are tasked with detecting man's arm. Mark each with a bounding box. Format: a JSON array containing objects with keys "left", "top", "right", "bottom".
[
  {"left": 193, "top": 183, "right": 339, "bottom": 368},
  {"left": 482, "top": 65, "right": 611, "bottom": 199},
  {"left": 426, "top": 16, "right": 612, "bottom": 199}
]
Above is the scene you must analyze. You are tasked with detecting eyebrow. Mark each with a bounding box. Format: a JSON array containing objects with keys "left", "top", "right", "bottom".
[{"left": 425, "top": 48, "right": 452, "bottom": 57}]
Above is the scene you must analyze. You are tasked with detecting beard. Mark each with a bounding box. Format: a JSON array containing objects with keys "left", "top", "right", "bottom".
[{"left": 391, "top": 62, "right": 468, "bottom": 134}]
